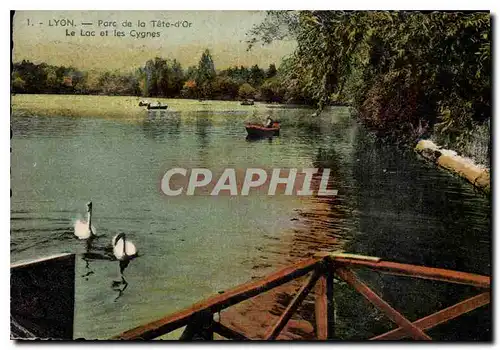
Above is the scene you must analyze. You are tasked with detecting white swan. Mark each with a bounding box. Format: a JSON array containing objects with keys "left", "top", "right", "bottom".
[
  {"left": 74, "top": 201, "right": 96, "bottom": 241},
  {"left": 112, "top": 233, "right": 137, "bottom": 262},
  {"left": 112, "top": 233, "right": 138, "bottom": 289}
]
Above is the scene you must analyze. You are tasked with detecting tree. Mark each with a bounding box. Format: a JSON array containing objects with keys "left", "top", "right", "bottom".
[
  {"left": 266, "top": 63, "right": 277, "bottom": 78},
  {"left": 12, "top": 60, "right": 48, "bottom": 93},
  {"left": 185, "top": 66, "right": 198, "bottom": 80},
  {"left": 249, "top": 64, "right": 266, "bottom": 87},
  {"left": 238, "top": 83, "right": 256, "bottom": 99},
  {"left": 43, "top": 66, "right": 59, "bottom": 93},
  {"left": 83, "top": 70, "right": 102, "bottom": 94},
  {"left": 196, "top": 49, "right": 216, "bottom": 98},
  {"left": 63, "top": 67, "right": 85, "bottom": 93},
  {"left": 11, "top": 74, "right": 25, "bottom": 92},
  {"left": 156, "top": 57, "right": 171, "bottom": 97},
  {"left": 136, "top": 57, "right": 186, "bottom": 97},
  {"left": 181, "top": 79, "right": 198, "bottom": 99},
  {"left": 259, "top": 76, "right": 285, "bottom": 102},
  {"left": 139, "top": 59, "right": 157, "bottom": 96},
  {"left": 212, "top": 76, "right": 239, "bottom": 100},
  {"left": 169, "top": 59, "right": 185, "bottom": 97}
]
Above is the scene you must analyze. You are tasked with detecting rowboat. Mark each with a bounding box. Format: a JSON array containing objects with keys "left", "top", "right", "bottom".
[
  {"left": 147, "top": 103, "right": 168, "bottom": 110},
  {"left": 241, "top": 99, "right": 255, "bottom": 106},
  {"left": 245, "top": 122, "right": 280, "bottom": 138}
]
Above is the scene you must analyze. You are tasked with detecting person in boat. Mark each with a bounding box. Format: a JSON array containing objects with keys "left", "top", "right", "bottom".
[{"left": 264, "top": 117, "right": 273, "bottom": 128}]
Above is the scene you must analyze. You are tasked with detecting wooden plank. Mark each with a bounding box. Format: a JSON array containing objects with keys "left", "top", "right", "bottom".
[
  {"left": 335, "top": 267, "right": 432, "bottom": 341},
  {"left": 212, "top": 322, "right": 250, "bottom": 340},
  {"left": 371, "top": 292, "right": 490, "bottom": 340},
  {"left": 112, "top": 257, "right": 322, "bottom": 340},
  {"left": 315, "top": 251, "right": 381, "bottom": 262},
  {"left": 315, "top": 260, "right": 335, "bottom": 340},
  {"left": 11, "top": 253, "right": 75, "bottom": 269},
  {"left": 330, "top": 257, "right": 490, "bottom": 288},
  {"left": 265, "top": 270, "right": 321, "bottom": 340},
  {"left": 315, "top": 275, "right": 328, "bottom": 340}
]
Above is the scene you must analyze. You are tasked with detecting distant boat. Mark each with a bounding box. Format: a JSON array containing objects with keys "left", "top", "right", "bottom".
[
  {"left": 147, "top": 104, "right": 168, "bottom": 110},
  {"left": 241, "top": 99, "right": 255, "bottom": 106},
  {"left": 245, "top": 122, "right": 280, "bottom": 138}
]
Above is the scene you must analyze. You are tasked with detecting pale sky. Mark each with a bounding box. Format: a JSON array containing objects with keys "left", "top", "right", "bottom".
[{"left": 12, "top": 11, "right": 296, "bottom": 72}]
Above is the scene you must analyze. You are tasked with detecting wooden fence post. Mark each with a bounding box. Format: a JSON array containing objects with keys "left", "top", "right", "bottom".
[
  {"left": 326, "top": 258, "right": 335, "bottom": 339},
  {"left": 179, "top": 310, "right": 214, "bottom": 341},
  {"left": 265, "top": 270, "right": 321, "bottom": 340},
  {"left": 315, "top": 258, "right": 335, "bottom": 340},
  {"left": 336, "top": 267, "right": 431, "bottom": 340}
]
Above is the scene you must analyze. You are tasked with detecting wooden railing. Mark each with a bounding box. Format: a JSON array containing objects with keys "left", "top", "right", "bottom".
[{"left": 111, "top": 252, "right": 490, "bottom": 341}]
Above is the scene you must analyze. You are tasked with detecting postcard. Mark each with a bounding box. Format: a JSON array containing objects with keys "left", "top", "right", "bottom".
[{"left": 10, "top": 10, "right": 491, "bottom": 341}]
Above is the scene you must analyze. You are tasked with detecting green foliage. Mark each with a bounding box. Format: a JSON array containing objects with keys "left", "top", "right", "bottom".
[
  {"left": 246, "top": 11, "right": 300, "bottom": 49},
  {"left": 196, "top": 49, "right": 216, "bottom": 88},
  {"left": 259, "top": 76, "right": 285, "bottom": 102},
  {"left": 248, "top": 11, "right": 491, "bottom": 154},
  {"left": 11, "top": 75, "right": 26, "bottom": 91},
  {"left": 211, "top": 76, "right": 239, "bottom": 100},
  {"left": 137, "top": 57, "right": 185, "bottom": 97},
  {"left": 238, "top": 83, "right": 256, "bottom": 99},
  {"left": 249, "top": 64, "right": 266, "bottom": 87},
  {"left": 97, "top": 71, "right": 139, "bottom": 96},
  {"left": 185, "top": 66, "right": 198, "bottom": 81},
  {"left": 266, "top": 64, "right": 277, "bottom": 79}
]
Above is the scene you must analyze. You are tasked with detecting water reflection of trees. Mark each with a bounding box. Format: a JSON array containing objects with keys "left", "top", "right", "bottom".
[
  {"left": 141, "top": 111, "right": 181, "bottom": 140},
  {"left": 195, "top": 113, "right": 213, "bottom": 162},
  {"left": 336, "top": 126, "right": 491, "bottom": 340},
  {"left": 279, "top": 120, "right": 359, "bottom": 267},
  {"left": 347, "top": 128, "right": 491, "bottom": 272}
]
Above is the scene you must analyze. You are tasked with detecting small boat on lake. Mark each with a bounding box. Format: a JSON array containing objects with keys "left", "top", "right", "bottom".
[
  {"left": 241, "top": 99, "right": 255, "bottom": 106},
  {"left": 147, "top": 105, "right": 168, "bottom": 110},
  {"left": 245, "top": 121, "right": 280, "bottom": 138},
  {"left": 146, "top": 102, "right": 168, "bottom": 110}
]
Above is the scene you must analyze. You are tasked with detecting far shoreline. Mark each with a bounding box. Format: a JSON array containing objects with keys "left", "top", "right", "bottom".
[
  {"left": 10, "top": 92, "right": 348, "bottom": 109},
  {"left": 10, "top": 94, "right": 346, "bottom": 121}
]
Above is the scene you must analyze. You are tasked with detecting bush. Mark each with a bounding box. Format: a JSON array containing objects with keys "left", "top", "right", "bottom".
[{"left": 238, "top": 83, "right": 256, "bottom": 100}]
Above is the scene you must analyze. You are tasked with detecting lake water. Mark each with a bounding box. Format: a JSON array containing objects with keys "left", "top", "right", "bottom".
[{"left": 10, "top": 96, "right": 491, "bottom": 340}]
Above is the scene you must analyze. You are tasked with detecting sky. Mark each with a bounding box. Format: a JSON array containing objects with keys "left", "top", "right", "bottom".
[{"left": 12, "top": 10, "right": 296, "bottom": 72}]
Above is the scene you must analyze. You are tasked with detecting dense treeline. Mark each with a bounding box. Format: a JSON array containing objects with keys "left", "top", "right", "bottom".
[
  {"left": 248, "top": 11, "right": 491, "bottom": 163},
  {"left": 11, "top": 49, "right": 313, "bottom": 104}
]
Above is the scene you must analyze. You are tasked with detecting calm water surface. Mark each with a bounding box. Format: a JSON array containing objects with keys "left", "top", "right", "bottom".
[{"left": 11, "top": 98, "right": 490, "bottom": 340}]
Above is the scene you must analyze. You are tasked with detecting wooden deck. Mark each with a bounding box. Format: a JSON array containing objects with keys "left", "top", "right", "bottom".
[{"left": 11, "top": 253, "right": 76, "bottom": 340}]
